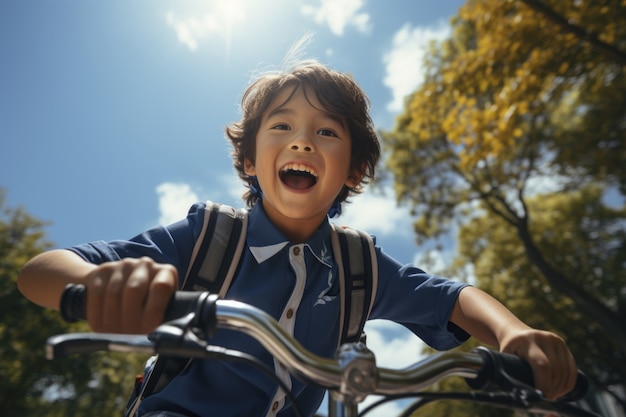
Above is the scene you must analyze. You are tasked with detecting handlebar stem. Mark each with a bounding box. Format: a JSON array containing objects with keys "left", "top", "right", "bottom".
[{"left": 330, "top": 342, "right": 378, "bottom": 411}]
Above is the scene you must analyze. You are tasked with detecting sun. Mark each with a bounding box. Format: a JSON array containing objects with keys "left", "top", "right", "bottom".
[
  {"left": 216, "top": 0, "right": 246, "bottom": 29},
  {"left": 215, "top": 0, "right": 246, "bottom": 55}
]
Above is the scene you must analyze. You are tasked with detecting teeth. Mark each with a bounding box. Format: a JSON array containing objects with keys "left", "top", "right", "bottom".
[{"left": 281, "top": 163, "right": 318, "bottom": 178}]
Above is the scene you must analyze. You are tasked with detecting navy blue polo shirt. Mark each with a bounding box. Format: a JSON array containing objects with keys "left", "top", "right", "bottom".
[{"left": 69, "top": 201, "right": 469, "bottom": 417}]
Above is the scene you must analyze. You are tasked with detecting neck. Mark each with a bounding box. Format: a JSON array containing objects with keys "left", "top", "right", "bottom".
[{"left": 260, "top": 201, "right": 328, "bottom": 243}]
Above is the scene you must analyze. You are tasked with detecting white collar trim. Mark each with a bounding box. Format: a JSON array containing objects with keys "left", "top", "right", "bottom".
[{"left": 249, "top": 242, "right": 289, "bottom": 263}]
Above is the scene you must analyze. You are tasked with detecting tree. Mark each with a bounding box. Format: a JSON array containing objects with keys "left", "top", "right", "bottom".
[
  {"left": 454, "top": 186, "right": 626, "bottom": 391},
  {"left": 381, "top": 0, "right": 625, "bottom": 398},
  {"left": 0, "top": 189, "right": 147, "bottom": 416},
  {"left": 407, "top": 186, "right": 625, "bottom": 417}
]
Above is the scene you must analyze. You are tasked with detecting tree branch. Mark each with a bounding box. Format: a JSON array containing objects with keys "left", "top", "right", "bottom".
[
  {"left": 520, "top": 0, "right": 626, "bottom": 66},
  {"left": 514, "top": 214, "right": 626, "bottom": 346}
]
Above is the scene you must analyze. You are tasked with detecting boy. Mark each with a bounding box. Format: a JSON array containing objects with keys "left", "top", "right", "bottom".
[{"left": 17, "top": 62, "right": 577, "bottom": 417}]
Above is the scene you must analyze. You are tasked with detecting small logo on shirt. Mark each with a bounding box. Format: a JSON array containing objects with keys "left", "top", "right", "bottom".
[
  {"left": 314, "top": 270, "right": 336, "bottom": 306},
  {"left": 315, "top": 241, "right": 336, "bottom": 306}
]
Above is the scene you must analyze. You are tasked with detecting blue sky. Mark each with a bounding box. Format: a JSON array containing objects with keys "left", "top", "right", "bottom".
[{"left": 2, "top": 1, "right": 465, "bottom": 414}]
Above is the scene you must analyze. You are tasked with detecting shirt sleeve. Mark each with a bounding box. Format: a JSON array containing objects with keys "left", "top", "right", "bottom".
[
  {"left": 369, "top": 239, "right": 471, "bottom": 351},
  {"left": 66, "top": 202, "right": 207, "bottom": 284}
]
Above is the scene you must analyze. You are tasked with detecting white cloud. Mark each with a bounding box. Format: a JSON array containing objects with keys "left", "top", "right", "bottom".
[
  {"left": 156, "top": 182, "right": 200, "bottom": 225},
  {"left": 358, "top": 319, "right": 427, "bottom": 416},
  {"left": 383, "top": 21, "right": 451, "bottom": 113},
  {"left": 222, "top": 174, "right": 248, "bottom": 204},
  {"left": 364, "top": 319, "right": 425, "bottom": 367},
  {"left": 525, "top": 173, "right": 570, "bottom": 196},
  {"left": 156, "top": 180, "right": 413, "bottom": 238},
  {"left": 165, "top": 12, "right": 219, "bottom": 52},
  {"left": 412, "top": 249, "right": 449, "bottom": 273},
  {"left": 411, "top": 248, "right": 478, "bottom": 285},
  {"left": 335, "top": 187, "right": 412, "bottom": 237},
  {"left": 155, "top": 177, "right": 246, "bottom": 226},
  {"left": 165, "top": 0, "right": 246, "bottom": 51},
  {"left": 301, "top": 0, "right": 371, "bottom": 36}
]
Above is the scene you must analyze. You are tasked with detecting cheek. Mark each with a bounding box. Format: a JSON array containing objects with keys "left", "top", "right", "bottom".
[{"left": 332, "top": 144, "right": 353, "bottom": 171}]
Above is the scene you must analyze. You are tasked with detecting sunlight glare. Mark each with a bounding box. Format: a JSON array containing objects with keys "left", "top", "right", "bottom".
[
  {"left": 165, "top": 0, "right": 247, "bottom": 53},
  {"left": 217, "top": 0, "right": 246, "bottom": 57},
  {"left": 217, "top": 0, "right": 246, "bottom": 28}
]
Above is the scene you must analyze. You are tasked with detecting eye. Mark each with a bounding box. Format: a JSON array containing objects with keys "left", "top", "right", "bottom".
[
  {"left": 271, "top": 123, "right": 290, "bottom": 131},
  {"left": 317, "top": 128, "right": 338, "bottom": 137}
]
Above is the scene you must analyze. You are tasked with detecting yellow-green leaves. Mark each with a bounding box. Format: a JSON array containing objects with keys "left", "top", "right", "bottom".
[{"left": 381, "top": 0, "right": 625, "bottom": 397}]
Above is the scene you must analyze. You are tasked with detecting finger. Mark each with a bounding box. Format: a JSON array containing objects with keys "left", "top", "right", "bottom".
[
  {"left": 86, "top": 267, "right": 109, "bottom": 332},
  {"left": 526, "top": 344, "right": 552, "bottom": 397},
  {"left": 535, "top": 334, "right": 573, "bottom": 399},
  {"left": 553, "top": 346, "right": 577, "bottom": 399},
  {"left": 142, "top": 264, "right": 178, "bottom": 333},
  {"left": 550, "top": 344, "right": 569, "bottom": 398},
  {"left": 101, "top": 263, "right": 127, "bottom": 332},
  {"left": 121, "top": 259, "right": 152, "bottom": 334}
]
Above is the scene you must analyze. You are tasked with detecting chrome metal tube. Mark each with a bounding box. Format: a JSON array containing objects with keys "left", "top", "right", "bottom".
[
  {"left": 215, "top": 300, "right": 342, "bottom": 388},
  {"left": 214, "top": 300, "right": 484, "bottom": 395}
]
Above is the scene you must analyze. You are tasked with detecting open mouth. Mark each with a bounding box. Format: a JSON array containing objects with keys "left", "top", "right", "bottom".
[{"left": 279, "top": 164, "right": 318, "bottom": 190}]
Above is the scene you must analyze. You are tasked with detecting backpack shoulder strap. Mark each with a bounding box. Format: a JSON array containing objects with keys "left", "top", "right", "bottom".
[
  {"left": 181, "top": 201, "right": 248, "bottom": 296},
  {"left": 330, "top": 223, "right": 378, "bottom": 345},
  {"left": 125, "top": 201, "right": 248, "bottom": 417}
]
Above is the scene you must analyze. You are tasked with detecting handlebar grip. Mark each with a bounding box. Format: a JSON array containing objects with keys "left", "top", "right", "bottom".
[
  {"left": 466, "top": 347, "right": 588, "bottom": 401},
  {"left": 60, "top": 283, "right": 87, "bottom": 323},
  {"left": 59, "top": 284, "right": 217, "bottom": 331},
  {"left": 466, "top": 346, "right": 534, "bottom": 390}
]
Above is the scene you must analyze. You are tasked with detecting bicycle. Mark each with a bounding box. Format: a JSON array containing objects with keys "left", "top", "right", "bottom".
[{"left": 47, "top": 284, "right": 599, "bottom": 417}]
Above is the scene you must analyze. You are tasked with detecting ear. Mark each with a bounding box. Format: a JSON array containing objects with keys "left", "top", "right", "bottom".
[
  {"left": 345, "top": 164, "right": 365, "bottom": 188},
  {"left": 244, "top": 159, "right": 256, "bottom": 176}
]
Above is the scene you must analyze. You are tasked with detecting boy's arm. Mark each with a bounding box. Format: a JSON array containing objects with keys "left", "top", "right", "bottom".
[
  {"left": 17, "top": 249, "right": 96, "bottom": 310},
  {"left": 18, "top": 249, "right": 178, "bottom": 334},
  {"left": 449, "top": 286, "right": 577, "bottom": 400}
]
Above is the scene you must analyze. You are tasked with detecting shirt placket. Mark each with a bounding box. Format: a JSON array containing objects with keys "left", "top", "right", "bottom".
[{"left": 266, "top": 244, "right": 307, "bottom": 417}]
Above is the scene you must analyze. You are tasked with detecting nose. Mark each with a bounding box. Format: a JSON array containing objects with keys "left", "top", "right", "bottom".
[
  {"left": 290, "top": 132, "right": 314, "bottom": 152},
  {"left": 291, "top": 144, "right": 312, "bottom": 152}
]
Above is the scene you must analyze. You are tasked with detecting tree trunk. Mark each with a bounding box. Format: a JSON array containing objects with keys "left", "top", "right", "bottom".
[{"left": 515, "top": 218, "right": 626, "bottom": 348}]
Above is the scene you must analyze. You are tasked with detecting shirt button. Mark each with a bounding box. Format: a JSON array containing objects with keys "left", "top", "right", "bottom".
[
  {"left": 272, "top": 401, "right": 279, "bottom": 411},
  {"left": 293, "top": 247, "right": 300, "bottom": 255},
  {"left": 286, "top": 309, "right": 294, "bottom": 319}
]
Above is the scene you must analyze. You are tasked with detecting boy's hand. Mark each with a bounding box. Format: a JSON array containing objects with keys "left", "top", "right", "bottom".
[
  {"left": 85, "top": 257, "right": 179, "bottom": 334},
  {"left": 449, "top": 287, "right": 579, "bottom": 400},
  {"left": 499, "top": 329, "right": 578, "bottom": 400}
]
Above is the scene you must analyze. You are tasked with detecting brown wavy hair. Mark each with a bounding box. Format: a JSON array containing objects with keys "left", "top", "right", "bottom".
[{"left": 225, "top": 62, "right": 380, "bottom": 213}]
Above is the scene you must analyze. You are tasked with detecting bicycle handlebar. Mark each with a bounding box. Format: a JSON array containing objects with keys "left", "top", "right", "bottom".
[
  {"left": 55, "top": 284, "right": 589, "bottom": 403},
  {"left": 57, "top": 285, "right": 483, "bottom": 394},
  {"left": 53, "top": 284, "right": 597, "bottom": 416}
]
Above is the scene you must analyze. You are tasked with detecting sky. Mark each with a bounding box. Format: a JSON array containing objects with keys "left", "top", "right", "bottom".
[{"left": 1, "top": 1, "right": 466, "bottom": 414}]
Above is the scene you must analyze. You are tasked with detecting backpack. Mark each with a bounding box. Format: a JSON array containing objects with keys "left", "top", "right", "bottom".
[{"left": 125, "top": 201, "right": 378, "bottom": 416}]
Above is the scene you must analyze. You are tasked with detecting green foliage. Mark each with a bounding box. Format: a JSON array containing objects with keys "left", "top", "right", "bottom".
[
  {"left": 453, "top": 186, "right": 626, "bottom": 385},
  {"left": 383, "top": 0, "right": 626, "bottom": 242},
  {"left": 381, "top": 0, "right": 626, "bottom": 403},
  {"left": 0, "top": 190, "right": 148, "bottom": 416}
]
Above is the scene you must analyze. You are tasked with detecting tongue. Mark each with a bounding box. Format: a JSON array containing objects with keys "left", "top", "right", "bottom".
[{"left": 282, "top": 172, "right": 316, "bottom": 190}]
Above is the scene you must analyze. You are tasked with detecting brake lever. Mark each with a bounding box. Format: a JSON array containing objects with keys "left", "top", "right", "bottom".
[
  {"left": 466, "top": 347, "right": 589, "bottom": 403},
  {"left": 147, "top": 292, "right": 220, "bottom": 357}
]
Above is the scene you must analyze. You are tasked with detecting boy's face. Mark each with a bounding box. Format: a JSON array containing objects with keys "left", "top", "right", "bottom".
[{"left": 244, "top": 85, "right": 358, "bottom": 240}]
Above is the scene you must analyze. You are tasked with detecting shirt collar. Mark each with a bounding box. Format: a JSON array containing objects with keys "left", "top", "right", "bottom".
[{"left": 247, "top": 202, "right": 333, "bottom": 266}]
